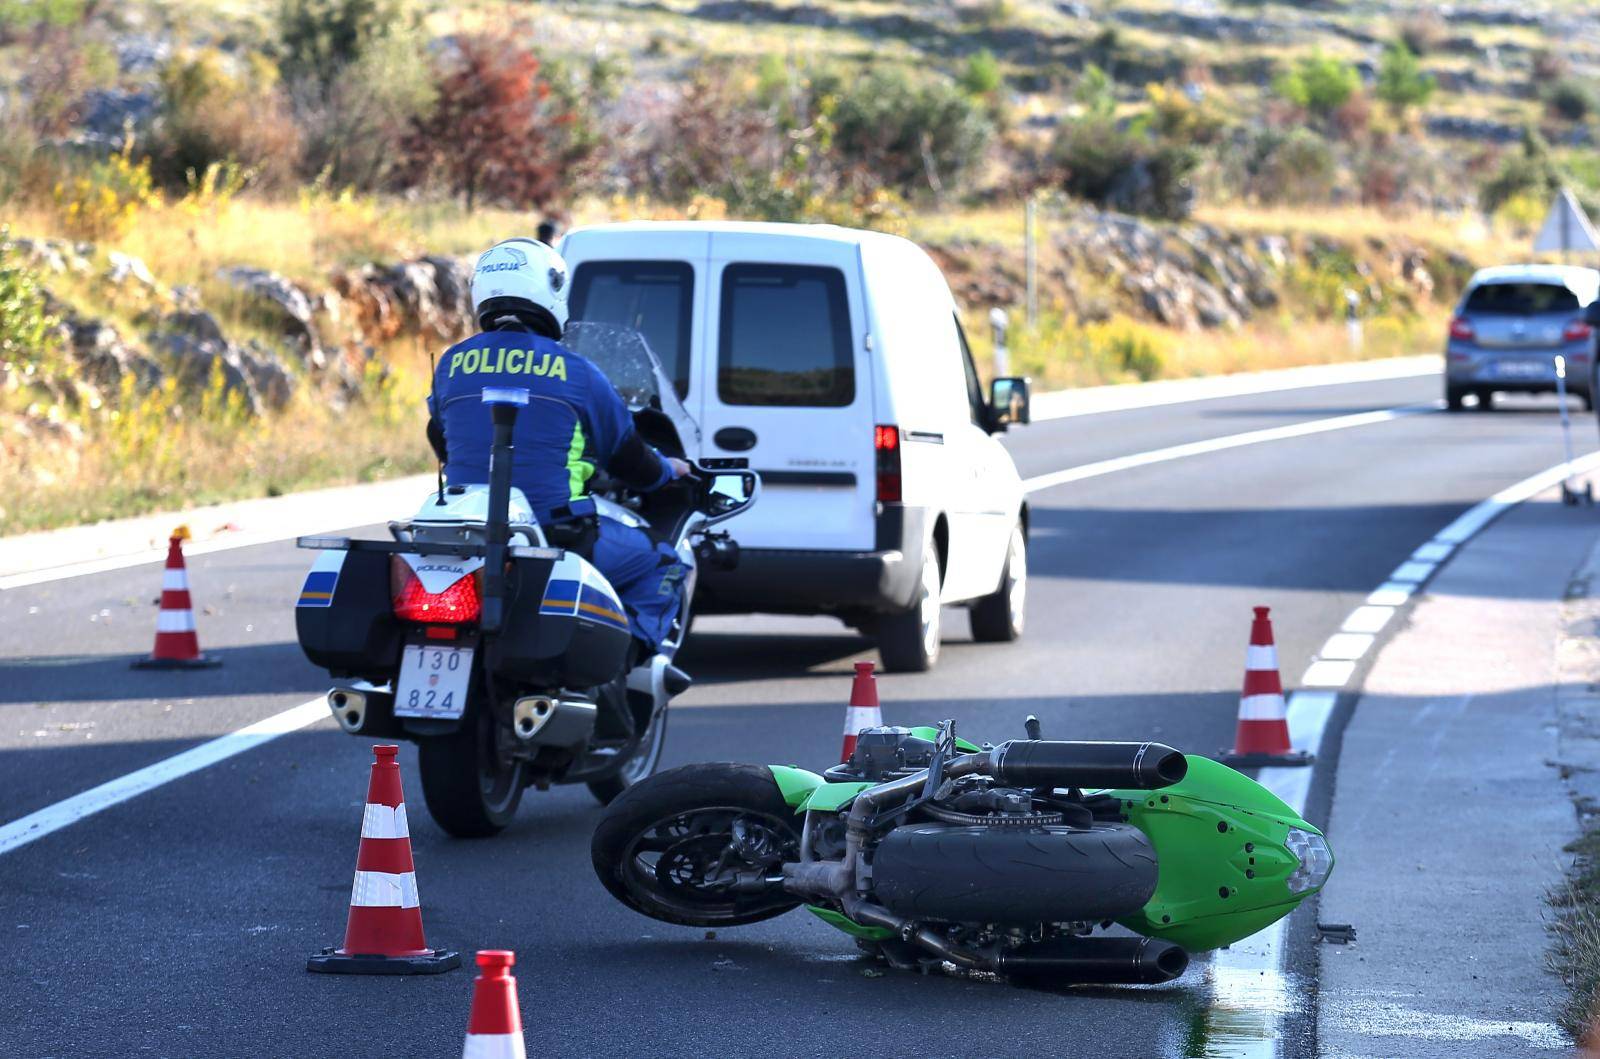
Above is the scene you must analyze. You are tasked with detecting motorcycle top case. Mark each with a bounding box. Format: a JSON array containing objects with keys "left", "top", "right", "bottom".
[
  {"left": 295, "top": 549, "right": 403, "bottom": 680},
  {"left": 489, "top": 552, "right": 631, "bottom": 687}
]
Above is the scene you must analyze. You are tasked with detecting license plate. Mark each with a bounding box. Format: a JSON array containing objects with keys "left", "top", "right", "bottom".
[
  {"left": 1491, "top": 358, "right": 1551, "bottom": 379},
  {"left": 394, "top": 643, "right": 474, "bottom": 720}
]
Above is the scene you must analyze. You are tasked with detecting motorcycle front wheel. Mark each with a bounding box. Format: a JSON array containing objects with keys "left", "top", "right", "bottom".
[
  {"left": 418, "top": 703, "right": 526, "bottom": 838},
  {"left": 591, "top": 763, "right": 802, "bottom": 927}
]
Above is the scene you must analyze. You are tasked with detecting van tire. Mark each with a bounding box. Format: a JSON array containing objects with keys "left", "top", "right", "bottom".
[
  {"left": 970, "top": 524, "right": 1026, "bottom": 643},
  {"left": 878, "top": 544, "right": 942, "bottom": 672}
]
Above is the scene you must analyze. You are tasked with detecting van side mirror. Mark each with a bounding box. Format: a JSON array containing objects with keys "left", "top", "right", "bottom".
[{"left": 988, "top": 376, "right": 1031, "bottom": 431}]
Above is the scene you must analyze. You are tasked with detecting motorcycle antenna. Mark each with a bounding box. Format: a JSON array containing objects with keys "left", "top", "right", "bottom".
[{"left": 428, "top": 350, "right": 445, "bottom": 507}]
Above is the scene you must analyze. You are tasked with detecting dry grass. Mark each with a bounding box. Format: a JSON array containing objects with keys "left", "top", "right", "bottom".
[{"left": 1550, "top": 828, "right": 1600, "bottom": 1043}]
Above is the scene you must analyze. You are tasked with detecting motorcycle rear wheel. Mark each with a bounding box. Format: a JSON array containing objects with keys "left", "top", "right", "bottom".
[
  {"left": 591, "top": 763, "right": 802, "bottom": 927},
  {"left": 418, "top": 705, "right": 526, "bottom": 838}
]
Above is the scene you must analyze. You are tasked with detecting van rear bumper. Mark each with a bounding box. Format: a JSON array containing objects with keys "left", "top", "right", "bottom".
[{"left": 694, "top": 505, "right": 926, "bottom": 616}]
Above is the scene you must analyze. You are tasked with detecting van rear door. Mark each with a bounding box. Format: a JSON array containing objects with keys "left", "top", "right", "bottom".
[{"left": 699, "top": 233, "right": 875, "bottom": 551}]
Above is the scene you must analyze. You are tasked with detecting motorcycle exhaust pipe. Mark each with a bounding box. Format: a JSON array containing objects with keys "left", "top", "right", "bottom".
[
  {"left": 328, "top": 688, "right": 366, "bottom": 734},
  {"left": 989, "top": 740, "right": 1187, "bottom": 790},
  {"left": 998, "top": 936, "right": 1190, "bottom": 985},
  {"left": 512, "top": 696, "right": 598, "bottom": 747}
]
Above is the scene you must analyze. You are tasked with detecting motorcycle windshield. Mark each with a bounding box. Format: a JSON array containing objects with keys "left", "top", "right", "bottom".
[
  {"left": 564, "top": 321, "right": 669, "bottom": 411},
  {"left": 564, "top": 320, "right": 700, "bottom": 454}
]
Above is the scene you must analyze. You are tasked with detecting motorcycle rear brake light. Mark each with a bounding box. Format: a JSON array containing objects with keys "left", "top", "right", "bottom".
[
  {"left": 1284, "top": 826, "right": 1333, "bottom": 894},
  {"left": 424, "top": 625, "right": 459, "bottom": 640},
  {"left": 390, "top": 557, "right": 481, "bottom": 624},
  {"left": 1564, "top": 320, "right": 1593, "bottom": 342},
  {"left": 875, "top": 424, "right": 902, "bottom": 503},
  {"left": 1448, "top": 317, "right": 1474, "bottom": 342}
]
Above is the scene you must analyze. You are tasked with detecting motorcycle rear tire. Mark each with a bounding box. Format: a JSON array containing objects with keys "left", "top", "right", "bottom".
[
  {"left": 591, "top": 763, "right": 802, "bottom": 927},
  {"left": 417, "top": 706, "right": 525, "bottom": 838}
]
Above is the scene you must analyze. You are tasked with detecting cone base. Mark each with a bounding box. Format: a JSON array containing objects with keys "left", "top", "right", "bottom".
[
  {"left": 1216, "top": 749, "right": 1313, "bottom": 770},
  {"left": 306, "top": 946, "right": 460, "bottom": 975},
  {"left": 132, "top": 654, "right": 222, "bottom": 670}
]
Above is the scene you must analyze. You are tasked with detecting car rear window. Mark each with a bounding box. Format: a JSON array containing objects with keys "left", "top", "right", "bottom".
[
  {"left": 1463, "top": 282, "right": 1580, "bottom": 316},
  {"left": 569, "top": 261, "right": 694, "bottom": 398},
  {"left": 718, "top": 264, "right": 854, "bottom": 407}
]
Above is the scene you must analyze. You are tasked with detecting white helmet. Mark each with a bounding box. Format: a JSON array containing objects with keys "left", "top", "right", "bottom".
[{"left": 470, "top": 237, "right": 570, "bottom": 335}]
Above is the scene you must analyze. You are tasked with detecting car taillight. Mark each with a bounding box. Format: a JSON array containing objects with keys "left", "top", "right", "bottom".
[
  {"left": 1448, "top": 317, "right": 1474, "bottom": 342},
  {"left": 390, "top": 556, "right": 481, "bottom": 624},
  {"left": 1564, "top": 319, "right": 1593, "bottom": 343},
  {"left": 875, "top": 424, "right": 902, "bottom": 503}
]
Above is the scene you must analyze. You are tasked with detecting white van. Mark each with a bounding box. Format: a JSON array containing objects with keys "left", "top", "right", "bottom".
[{"left": 559, "top": 222, "right": 1032, "bottom": 671}]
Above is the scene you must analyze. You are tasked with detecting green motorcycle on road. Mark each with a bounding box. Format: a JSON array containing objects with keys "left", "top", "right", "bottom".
[{"left": 591, "top": 719, "right": 1333, "bottom": 984}]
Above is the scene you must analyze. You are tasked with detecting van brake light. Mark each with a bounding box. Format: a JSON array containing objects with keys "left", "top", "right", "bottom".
[
  {"left": 1564, "top": 319, "right": 1593, "bottom": 343},
  {"left": 875, "top": 424, "right": 902, "bottom": 503}
]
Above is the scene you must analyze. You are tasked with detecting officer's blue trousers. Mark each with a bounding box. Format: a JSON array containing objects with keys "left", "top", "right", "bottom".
[{"left": 593, "top": 515, "right": 685, "bottom": 653}]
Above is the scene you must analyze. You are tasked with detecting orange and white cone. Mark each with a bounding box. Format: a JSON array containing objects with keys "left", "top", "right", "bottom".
[
  {"left": 132, "top": 526, "right": 220, "bottom": 669},
  {"left": 840, "top": 661, "right": 884, "bottom": 763},
  {"left": 1219, "top": 607, "right": 1311, "bottom": 768},
  {"left": 307, "top": 745, "right": 459, "bottom": 975},
  {"left": 462, "top": 951, "right": 527, "bottom": 1059}
]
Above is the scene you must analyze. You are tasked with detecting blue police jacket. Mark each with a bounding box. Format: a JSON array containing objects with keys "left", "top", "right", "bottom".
[{"left": 428, "top": 329, "right": 672, "bottom": 520}]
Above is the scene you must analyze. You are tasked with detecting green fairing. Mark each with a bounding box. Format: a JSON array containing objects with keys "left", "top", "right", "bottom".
[
  {"left": 766, "top": 765, "right": 827, "bottom": 809},
  {"left": 798, "top": 780, "right": 874, "bottom": 814},
  {"left": 1105, "top": 755, "right": 1332, "bottom": 952},
  {"left": 806, "top": 905, "right": 895, "bottom": 941}
]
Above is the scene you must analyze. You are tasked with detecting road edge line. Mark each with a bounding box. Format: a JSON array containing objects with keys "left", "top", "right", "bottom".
[{"left": 1206, "top": 447, "right": 1600, "bottom": 1058}]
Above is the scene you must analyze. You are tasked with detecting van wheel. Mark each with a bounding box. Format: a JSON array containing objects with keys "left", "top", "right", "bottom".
[
  {"left": 878, "top": 544, "right": 942, "bottom": 673},
  {"left": 970, "top": 524, "right": 1026, "bottom": 643},
  {"left": 1445, "top": 385, "right": 1466, "bottom": 412}
]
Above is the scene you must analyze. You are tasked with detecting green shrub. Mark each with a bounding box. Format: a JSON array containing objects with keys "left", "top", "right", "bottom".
[
  {"left": 294, "top": 25, "right": 435, "bottom": 189},
  {"left": 0, "top": 0, "right": 84, "bottom": 33},
  {"left": 1275, "top": 52, "right": 1360, "bottom": 118},
  {"left": 0, "top": 234, "right": 63, "bottom": 388},
  {"left": 1376, "top": 40, "right": 1436, "bottom": 114},
  {"left": 817, "top": 66, "right": 994, "bottom": 199},
  {"left": 1051, "top": 116, "right": 1198, "bottom": 220},
  {"left": 959, "top": 49, "right": 1002, "bottom": 98},
  {"left": 1241, "top": 127, "right": 1337, "bottom": 205},
  {"left": 149, "top": 49, "right": 303, "bottom": 191},
  {"left": 276, "top": 0, "right": 404, "bottom": 86},
  {"left": 1479, "top": 128, "right": 1562, "bottom": 214},
  {"left": 1544, "top": 77, "right": 1598, "bottom": 123}
]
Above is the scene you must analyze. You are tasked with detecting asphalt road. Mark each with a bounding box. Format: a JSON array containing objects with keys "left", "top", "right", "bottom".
[{"left": 0, "top": 371, "right": 1585, "bottom": 1058}]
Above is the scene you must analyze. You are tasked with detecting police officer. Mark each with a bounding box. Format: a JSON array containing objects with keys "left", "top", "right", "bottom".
[{"left": 427, "top": 238, "right": 690, "bottom": 654}]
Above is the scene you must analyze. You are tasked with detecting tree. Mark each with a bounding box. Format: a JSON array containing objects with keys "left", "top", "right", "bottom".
[
  {"left": 1274, "top": 52, "right": 1360, "bottom": 118},
  {"left": 959, "top": 49, "right": 1002, "bottom": 98},
  {"left": 277, "top": 0, "right": 401, "bottom": 87},
  {"left": 404, "top": 35, "right": 581, "bottom": 212},
  {"left": 1376, "top": 40, "right": 1436, "bottom": 115}
]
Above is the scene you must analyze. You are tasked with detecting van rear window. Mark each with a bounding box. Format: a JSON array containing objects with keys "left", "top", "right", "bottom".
[
  {"left": 1464, "top": 282, "right": 1580, "bottom": 315},
  {"left": 718, "top": 264, "right": 854, "bottom": 407},
  {"left": 570, "top": 261, "right": 694, "bottom": 398}
]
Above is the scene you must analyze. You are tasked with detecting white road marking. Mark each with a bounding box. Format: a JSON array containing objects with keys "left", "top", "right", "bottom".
[
  {"left": 0, "top": 697, "right": 327, "bottom": 856},
  {"left": 1390, "top": 560, "right": 1436, "bottom": 583},
  {"left": 1030, "top": 354, "right": 1438, "bottom": 421},
  {"left": 1206, "top": 447, "right": 1600, "bottom": 1059},
  {"left": 1023, "top": 405, "right": 1437, "bottom": 494},
  {"left": 1318, "top": 633, "right": 1375, "bottom": 662}
]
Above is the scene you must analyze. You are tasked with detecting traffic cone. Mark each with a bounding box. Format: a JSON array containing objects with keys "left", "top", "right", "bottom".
[
  {"left": 1219, "top": 607, "right": 1311, "bottom": 769},
  {"left": 307, "top": 745, "right": 459, "bottom": 975},
  {"left": 132, "top": 526, "right": 221, "bottom": 669},
  {"left": 462, "top": 951, "right": 527, "bottom": 1059},
  {"left": 840, "top": 661, "right": 884, "bottom": 763}
]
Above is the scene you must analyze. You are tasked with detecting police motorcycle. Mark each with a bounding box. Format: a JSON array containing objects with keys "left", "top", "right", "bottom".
[{"left": 294, "top": 323, "right": 757, "bottom": 837}]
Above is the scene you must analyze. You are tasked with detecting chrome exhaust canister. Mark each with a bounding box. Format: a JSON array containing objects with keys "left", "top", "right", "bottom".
[
  {"left": 327, "top": 688, "right": 367, "bottom": 733},
  {"left": 512, "top": 696, "right": 598, "bottom": 747}
]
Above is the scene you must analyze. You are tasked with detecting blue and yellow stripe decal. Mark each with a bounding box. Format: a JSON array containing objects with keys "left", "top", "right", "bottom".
[
  {"left": 539, "top": 579, "right": 580, "bottom": 616},
  {"left": 578, "top": 584, "right": 630, "bottom": 631},
  {"left": 297, "top": 567, "right": 339, "bottom": 608}
]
